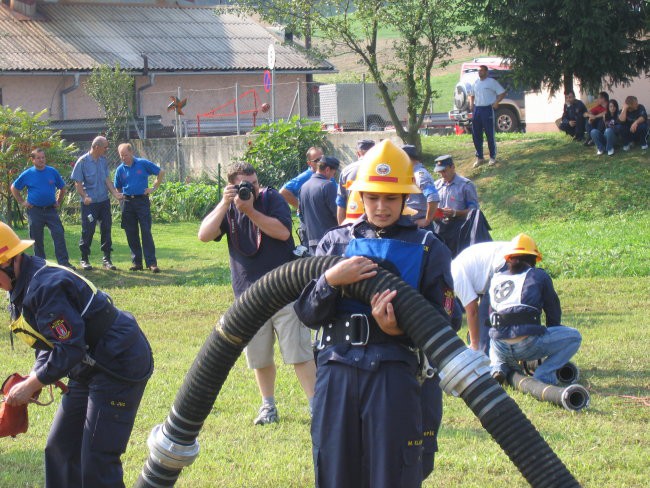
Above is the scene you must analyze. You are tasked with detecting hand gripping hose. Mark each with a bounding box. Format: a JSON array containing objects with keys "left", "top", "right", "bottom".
[
  {"left": 508, "top": 371, "right": 590, "bottom": 412},
  {"left": 135, "top": 256, "right": 580, "bottom": 488}
]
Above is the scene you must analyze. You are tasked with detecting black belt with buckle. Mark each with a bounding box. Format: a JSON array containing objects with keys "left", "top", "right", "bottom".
[
  {"left": 490, "top": 311, "right": 541, "bottom": 328},
  {"left": 314, "top": 313, "right": 411, "bottom": 349},
  {"left": 32, "top": 205, "right": 56, "bottom": 209},
  {"left": 124, "top": 194, "right": 147, "bottom": 200}
]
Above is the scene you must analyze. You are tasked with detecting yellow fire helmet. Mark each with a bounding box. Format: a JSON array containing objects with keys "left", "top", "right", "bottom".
[
  {"left": 348, "top": 139, "right": 421, "bottom": 195},
  {"left": 504, "top": 233, "right": 543, "bottom": 262},
  {"left": 0, "top": 222, "right": 34, "bottom": 265}
]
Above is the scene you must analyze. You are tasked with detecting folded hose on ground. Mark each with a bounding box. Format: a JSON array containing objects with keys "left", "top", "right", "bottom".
[
  {"left": 521, "top": 359, "right": 580, "bottom": 385},
  {"left": 135, "top": 256, "right": 580, "bottom": 488},
  {"left": 508, "top": 371, "right": 590, "bottom": 412}
]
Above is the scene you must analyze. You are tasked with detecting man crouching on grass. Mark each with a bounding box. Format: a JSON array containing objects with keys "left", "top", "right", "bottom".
[{"left": 198, "top": 162, "right": 316, "bottom": 425}]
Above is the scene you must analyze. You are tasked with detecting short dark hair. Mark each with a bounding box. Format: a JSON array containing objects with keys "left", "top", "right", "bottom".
[
  {"left": 227, "top": 162, "right": 256, "bottom": 184},
  {"left": 599, "top": 91, "right": 609, "bottom": 102},
  {"left": 30, "top": 148, "right": 45, "bottom": 158},
  {"left": 564, "top": 89, "right": 576, "bottom": 97}
]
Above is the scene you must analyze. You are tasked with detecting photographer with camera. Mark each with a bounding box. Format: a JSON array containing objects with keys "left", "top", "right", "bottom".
[{"left": 198, "top": 162, "right": 316, "bottom": 425}]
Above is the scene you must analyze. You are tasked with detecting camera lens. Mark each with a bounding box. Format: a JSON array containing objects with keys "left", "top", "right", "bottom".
[{"left": 238, "top": 186, "right": 251, "bottom": 200}]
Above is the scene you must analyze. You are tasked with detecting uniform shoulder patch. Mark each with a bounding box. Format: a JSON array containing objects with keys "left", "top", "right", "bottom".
[{"left": 49, "top": 317, "right": 72, "bottom": 341}]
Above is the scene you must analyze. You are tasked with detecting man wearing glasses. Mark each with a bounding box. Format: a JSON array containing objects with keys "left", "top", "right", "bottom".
[{"left": 71, "top": 136, "right": 123, "bottom": 271}]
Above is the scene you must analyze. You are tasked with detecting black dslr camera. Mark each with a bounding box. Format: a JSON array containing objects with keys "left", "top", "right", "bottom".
[{"left": 234, "top": 181, "right": 254, "bottom": 201}]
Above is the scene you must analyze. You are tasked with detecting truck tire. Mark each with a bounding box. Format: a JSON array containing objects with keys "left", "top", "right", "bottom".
[
  {"left": 367, "top": 115, "right": 385, "bottom": 131},
  {"left": 454, "top": 81, "right": 472, "bottom": 112},
  {"left": 495, "top": 107, "right": 519, "bottom": 133}
]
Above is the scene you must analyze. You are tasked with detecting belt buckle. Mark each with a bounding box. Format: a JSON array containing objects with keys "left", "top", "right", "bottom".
[
  {"left": 349, "top": 313, "right": 369, "bottom": 346},
  {"left": 490, "top": 313, "right": 500, "bottom": 327}
]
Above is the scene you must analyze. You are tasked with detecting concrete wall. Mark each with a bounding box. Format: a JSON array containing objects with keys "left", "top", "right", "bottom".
[{"left": 131, "top": 131, "right": 403, "bottom": 179}]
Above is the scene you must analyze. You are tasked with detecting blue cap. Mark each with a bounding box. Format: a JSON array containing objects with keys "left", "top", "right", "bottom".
[
  {"left": 357, "top": 139, "right": 375, "bottom": 151},
  {"left": 434, "top": 155, "right": 454, "bottom": 172},
  {"left": 400, "top": 144, "right": 418, "bottom": 159},
  {"left": 319, "top": 156, "right": 340, "bottom": 170}
]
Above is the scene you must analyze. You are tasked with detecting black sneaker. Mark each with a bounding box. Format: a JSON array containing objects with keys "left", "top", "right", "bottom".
[
  {"left": 129, "top": 264, "right": 144, "bottom": 271},
  {"left": 492, "top": 370, "right": 506, "bottom": 385},
  {"left": 102, "top": 257, "right": 117, "bottom": 270},
  {"left": 62, "top": 263, "right": 76, "bottom": 271},
  {"left": 80, "top": 259, "right": 93, "bottom": 271}
]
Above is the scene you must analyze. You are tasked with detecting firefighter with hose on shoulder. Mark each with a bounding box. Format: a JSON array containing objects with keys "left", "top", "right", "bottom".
[
  {"left": 294, "top": 140, "right": 456, "bottom": 488},
  {"left": 0, "top": 221, "right": 153, "bottom": 488}
]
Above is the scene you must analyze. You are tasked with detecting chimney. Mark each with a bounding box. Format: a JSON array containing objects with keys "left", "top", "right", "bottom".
[{"left": 10, "top": 0, "right": 37, "bottom": 17}]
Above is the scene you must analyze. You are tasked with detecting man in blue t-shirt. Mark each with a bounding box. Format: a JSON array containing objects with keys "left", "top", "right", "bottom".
[
  {"left": 71, "top": 136, "right": 123, "bottom": 271},
  {"left": 10, "top": 148, "right": 73, "bottom": 268},
  {"left": 114, "top": 143, "right": 165, "bottom": 273},
  {"left": 198, "top": 162, "right": 315, "bottom": 425}
]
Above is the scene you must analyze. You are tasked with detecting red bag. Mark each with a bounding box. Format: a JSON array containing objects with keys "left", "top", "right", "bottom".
[{"left": 0, "top": 373, "right": 68, "bottom": 438}]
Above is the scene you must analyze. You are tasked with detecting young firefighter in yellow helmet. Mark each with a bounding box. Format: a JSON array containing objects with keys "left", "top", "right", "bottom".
[
  {"left": 294, "top": 140, "right": 456, "bottom": 488},
  {"left": 0, "top": 221, "right": 153, "bottom": 488},
  {"left": 487, "top": 233, "right": 582, "bottom": 384}
]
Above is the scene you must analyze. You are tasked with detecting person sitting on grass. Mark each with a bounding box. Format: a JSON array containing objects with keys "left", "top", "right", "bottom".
[
  {"left": 590, "top": 99, "right": 621, "bottom": 157},
  {"left": 618, "top": 95, "right": 649, "bottom": 152},
  {"left": 488, "top": 234, "right": 582, "bottom": 386}
]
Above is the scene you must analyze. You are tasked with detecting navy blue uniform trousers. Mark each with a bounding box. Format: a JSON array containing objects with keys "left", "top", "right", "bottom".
[
  {"left": 311, "top": 344, "right": 441, "bottom": 488},
  {"left": 44, "top": 374, "right": 147, "bottom": 488},
  {"left": 121, "top": 196, "right": 157, "bottom": 266},
  {"left": 79, "top": 199, "right": 113, "bottom": 259},
  {"left": 472, "top": 106, "right": 497, "bottom": 159},
  {"left": 26, "top": 206, "right": 70, "bottom": 265}
]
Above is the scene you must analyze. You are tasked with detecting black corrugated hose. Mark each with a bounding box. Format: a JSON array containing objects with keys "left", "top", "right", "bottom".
[
  {"left": 522, "top": 359, "right": 580, "bottom": 385},
  {"left": 508, "top": 371, "right": 591, "bottom": 412},
  {"left": 135, "top": 256, "right": 580, "bottom": 488}
]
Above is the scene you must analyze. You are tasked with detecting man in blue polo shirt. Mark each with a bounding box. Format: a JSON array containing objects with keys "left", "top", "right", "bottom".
[
  {"left": 10, "top": 148, "right": 74, "bottom": 268},
  {"left": 114, "top": 143, "right": 165, "bottom": 273},
  {"left": 71, "top": 136, "right": 123, "bottom": 271}
]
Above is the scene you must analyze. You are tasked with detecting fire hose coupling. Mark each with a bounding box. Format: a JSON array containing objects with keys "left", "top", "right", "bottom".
[
  {"left": 146, "top": 424, "right": 200, "bottom": 470},
  {"left": 438, "top": 348, "right": 491, "bottom": 397},
  {"left": 560, "top": 384, "right": 591, "bottom": 411}
]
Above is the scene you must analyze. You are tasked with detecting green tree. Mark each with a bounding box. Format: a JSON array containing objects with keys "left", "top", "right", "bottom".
[
  {"left": 465, "top": 0, "right": 650, "bottom": 94},
  {"left": 229, "top": 0, "right": 464, "bottom": 152},
  {"left": 241, "top": 116, "right": 326, "bottom": 189},
  {"left": 0, "top": 106, "right": 77, "bottom": 226},
  {"left": 84, "top": 63, "right": 135, "bottom": 147}
]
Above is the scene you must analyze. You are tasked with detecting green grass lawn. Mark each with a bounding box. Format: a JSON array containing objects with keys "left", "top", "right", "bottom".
[{"left": 1, "top": 133, "right": 649, "bottom": 487}]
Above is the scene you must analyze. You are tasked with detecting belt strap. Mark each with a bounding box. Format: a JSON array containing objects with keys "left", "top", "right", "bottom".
[
  {"left": 490, "top": 311, "right": 541, "bottom": 328},
  {"left": 315, "top": 313, "right": 412, "bottom": 349},
  {"left": 84, "top": 301, "right": 118, "bottom": 347}
]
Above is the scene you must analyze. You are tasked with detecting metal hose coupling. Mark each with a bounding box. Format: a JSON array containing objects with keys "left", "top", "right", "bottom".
[
  {"left": 438, "top": 348, "right": 491, "bottom": 397},
  {"left": 146, "top": 424, "right": 200, "bottom": 470}
]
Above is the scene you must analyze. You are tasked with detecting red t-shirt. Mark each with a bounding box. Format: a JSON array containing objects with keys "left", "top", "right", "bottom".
[{"left": 589, "top": 105, "right": 607, "bottom": 115}]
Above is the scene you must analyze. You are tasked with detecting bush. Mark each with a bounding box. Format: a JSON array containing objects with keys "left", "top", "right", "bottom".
[
  {"left": 149, "top": 181, "right": 223, "bottom": 222},
  {"left": 240, "top": 116, "right": 326, "bottom": 188}
]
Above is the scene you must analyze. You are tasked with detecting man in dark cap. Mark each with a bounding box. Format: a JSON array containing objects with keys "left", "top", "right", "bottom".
[
  {"left": 336, "top": 139, "right": 375, "bottom": 224},
  {"left": 433, "top": 155, "right": 480, "bottom": 257},
  {"left": 401, "top": 144, "right": 439, "bottom": 229},
  {"left": 299, "top": 156, "right": 340, "bottom": 254}
]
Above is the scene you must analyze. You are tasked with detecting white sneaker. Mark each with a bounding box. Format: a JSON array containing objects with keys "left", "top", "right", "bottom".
[
  {"left": 596, "top": 149, "right": 604, "bottom": 156},
  {"left": 607, "top": 149, "right": 615, "bottom": 156},
  {"left": 473, "top": 158, "right": 486, "bottom": 168},
  {"left": 642, "top": 144, "right": 648, "bottom": 150},
  {"left": 488, "top": 158, "right": 497, "bottom": 166},
  {"left": 623, "top": 144, "right": 631, "bottom": 151}
]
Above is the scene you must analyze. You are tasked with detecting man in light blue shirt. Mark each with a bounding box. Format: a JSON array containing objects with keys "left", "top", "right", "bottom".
[
  {"left": 469, "top": 65, "right": 506, "bottom": 167},
  {"left": 401, "top": 144, "right": 439, "bottom": 229},
  {"left": 71, "top": 136, "right": 123, "bottom": 271}
]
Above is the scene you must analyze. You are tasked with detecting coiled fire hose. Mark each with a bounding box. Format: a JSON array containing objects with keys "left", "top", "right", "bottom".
[
  {"left": 507, "top": 371, "right": 590, "bottom": 412},
  {"left": 135, "top": 256, "right": 580, "bottom": 488}
]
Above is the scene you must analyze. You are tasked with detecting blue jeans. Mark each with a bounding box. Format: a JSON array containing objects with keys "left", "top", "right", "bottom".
[
  {"left": 26, "top": 206, "right": 70, "bottom": 265},
  {"left": 591, "top": 128, "right": 618, "bottom": 152},
  {"left": 490, "top": 326, "right": 582, "bottom": 385}
]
